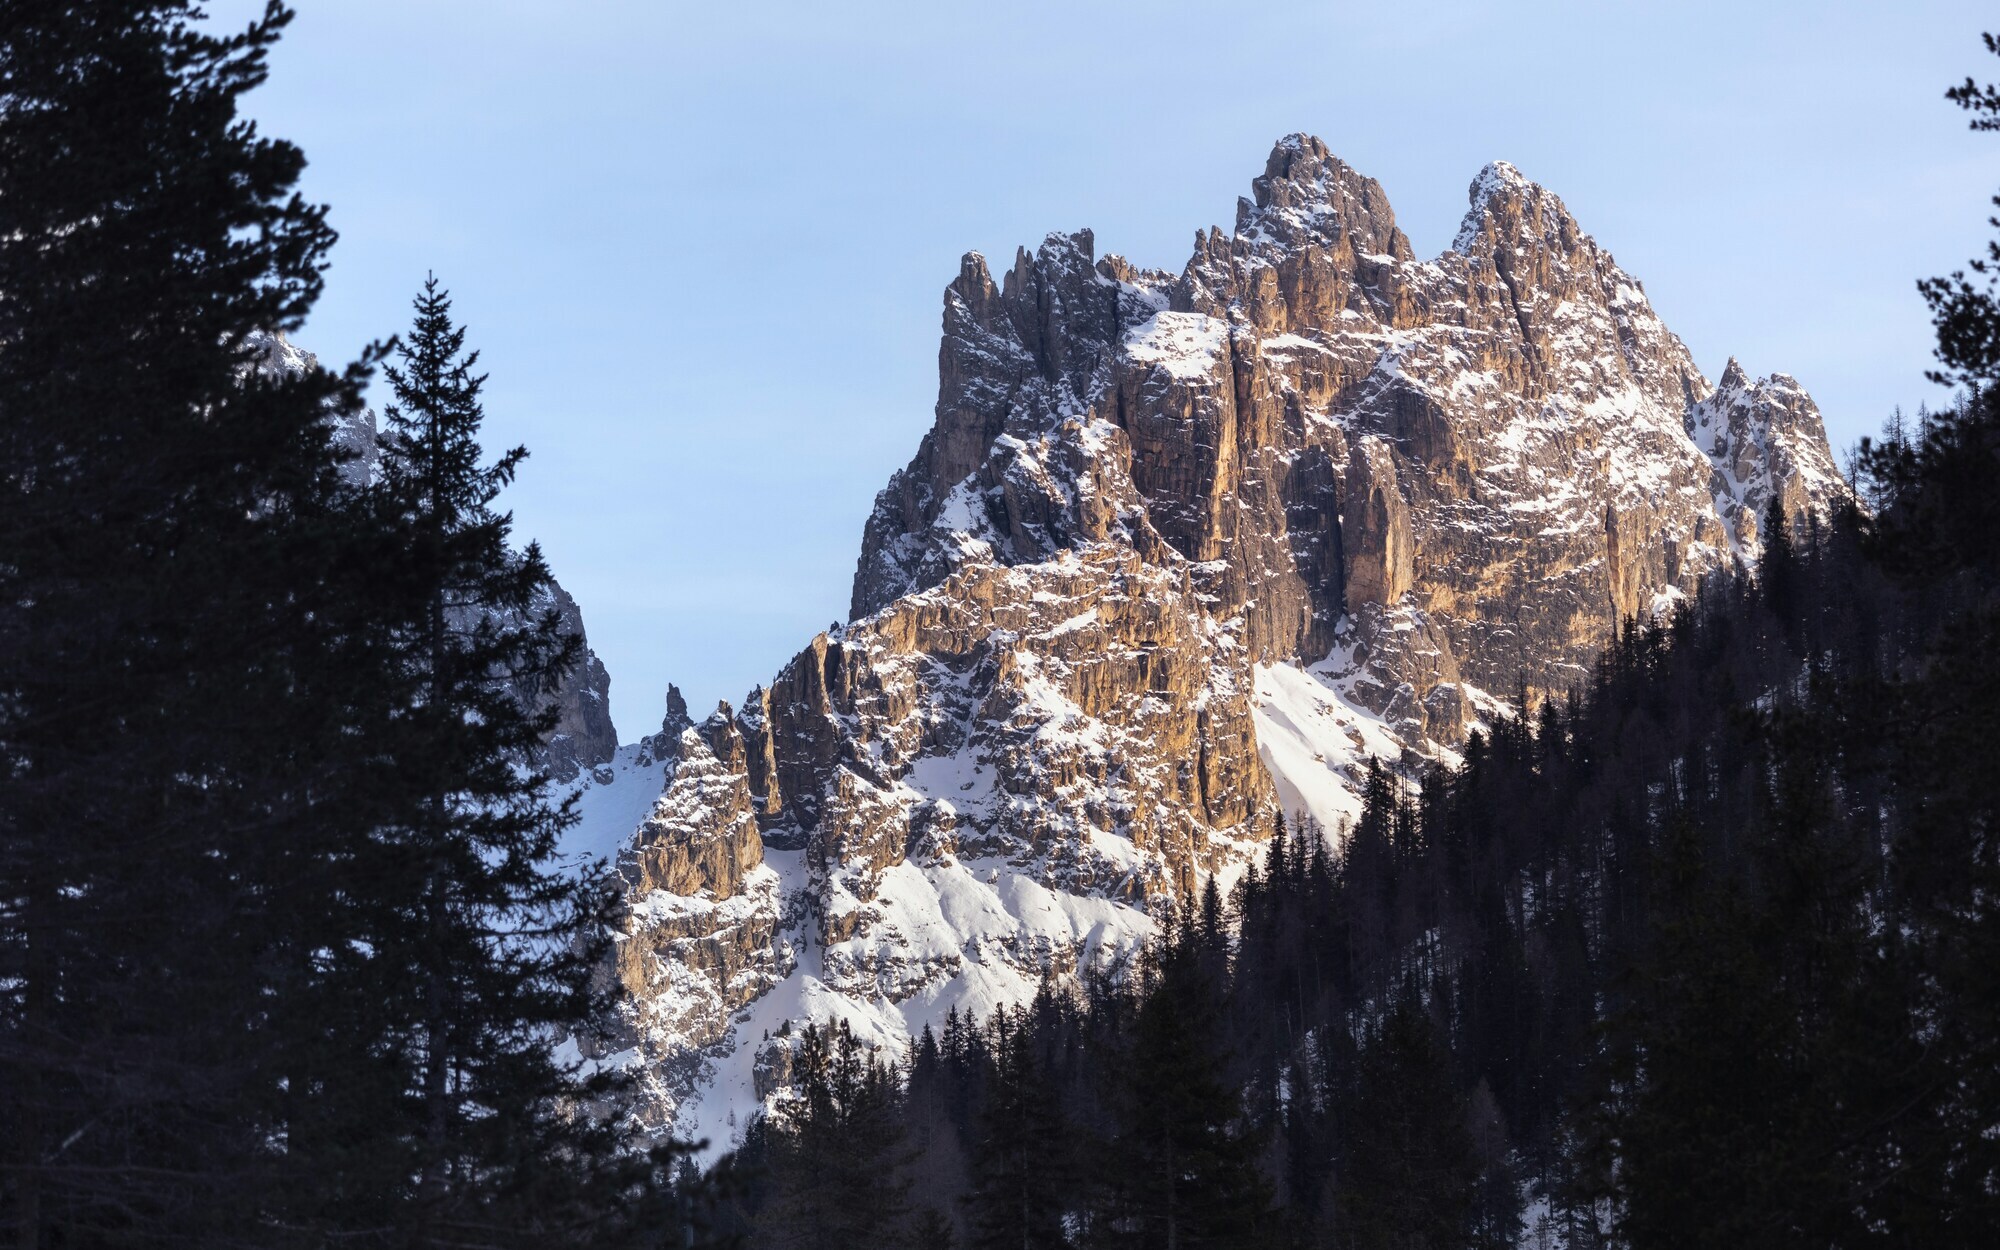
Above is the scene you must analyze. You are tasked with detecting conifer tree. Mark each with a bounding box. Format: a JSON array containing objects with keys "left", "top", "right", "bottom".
[
  {"left": 0, "top": 4, "right": 380, "bottom": 1242},
  {"left": 1333, "top": 996, "right": 1477, "bottom": 1250},
  {"left": 1341, "top": 760, "right": 1399, "bottom": 988},
  {"left": 1102, "top": 935, "right": 1268, "bottom": 1249},
  {"left": 904, "top": 1023, "right": 973, "bottom": 1246},
  {"left": 965, "top": 1015, "right": 1069, "bottom": 1250},
  {"left": 1579, "top": 820, "right": 1800, "bottom": 1247},
  {"left": 1920, "top": 32, "right": 2000, "bottom": 389},
  {"left": 1465, "top": 1080, "right": 1523, "bottom": 1250},
  {"left": 354, "top": 276, "right": 651, "bottom": 1245},
  {"left": 760, "top": 1021, "right": 913, "bottom": 1250},
  {"left": 1759, "top": 495, "right": 1799, "bottom": 628}
]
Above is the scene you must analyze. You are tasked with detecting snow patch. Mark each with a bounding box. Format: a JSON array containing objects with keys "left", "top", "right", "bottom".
[
  {"left": 1251, "top": 661, "right": 1408, "bottom": 838},
  {"left": 1124, "top": 311, "right": 1228, "bottom": 381}
]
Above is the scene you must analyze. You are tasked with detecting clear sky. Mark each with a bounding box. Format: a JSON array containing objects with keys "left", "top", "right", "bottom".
[{"left": 214, "top": 0, "right": 1994, "bottom": 742}]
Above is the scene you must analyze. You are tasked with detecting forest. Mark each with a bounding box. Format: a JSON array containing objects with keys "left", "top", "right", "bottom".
[{"left": 5, "top": 4, "right": 2000, "bottom": 1248}]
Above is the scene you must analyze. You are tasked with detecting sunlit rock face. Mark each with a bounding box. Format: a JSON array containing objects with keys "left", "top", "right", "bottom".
[
  {"left": 851, "top": 137, "right": 1842, "bottom": 734},
  {"left": 585, "top": 136, "right": 1847, "bottom": 1147}
]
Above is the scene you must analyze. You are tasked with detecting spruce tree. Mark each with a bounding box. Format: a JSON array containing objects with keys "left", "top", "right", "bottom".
[
  {"left": 965, "top": 1015, "right": 1069, "bottom": 1250},
  {"left": 348, "top": 276, "right": 651, "bottom": 1246},
  {"left": 1333, "top": 996, "right": 1477, "bottom": 1250},
  {"left": 1919, "top": 32, "right": 2000, "bottom": 390},
  {"left": 1102, "top": 935, "right": 1268, "bottom": 1249},
  {"left": 760, "top": 1021, "right": 913, "bottom": 1250},
  {"left": 1341, "top": 760, "right": 1399, "bottom": 989},
  {"left": 0, "top": 4, "right": 380, "bottom": 1243},
  {"left": 1579, "top": 820, "right": 1799, "bottom": 1247},
  {"left": 1758, "top": 495, "right": 1799, "bottom": 630}
]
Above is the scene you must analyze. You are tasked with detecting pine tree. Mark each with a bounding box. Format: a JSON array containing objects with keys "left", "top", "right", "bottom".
[
  {"left": 0, "top": 4, "right": 381, "bottom": 1243},
  {"left": 905, "top": 1023, "right": 973, "bottom": 1247},
  {"left": 1102, "top": 935, "right": 1269, "bottom": 1249},
  {"left": 965, "top": 1015, "right": 1069, "bottom": 1250},
  {"left": 760, "top": 1021, "right": 913, "bottom": 1250},
  {"left": 1341, "top": 760, "right": 1399, "bottom": 990},
  {"left": 1919, "top": 32, "right": 2000, "bottom": 390},
  {"left": 1759, "top": 495, "right": 1799, "bottom": 628},
  {"left": 354, "top": 276, "right": 653, "bottom": 1245},
  {"left": 1579, "top": 820, "right": 1793, "bottom": 1247},
  {"left": 1465, "top": 1080, "right": 1523, "bottom": 1250},
  {"left": 1332, "top": 996, "right": 1477, "bottom": 1250}
]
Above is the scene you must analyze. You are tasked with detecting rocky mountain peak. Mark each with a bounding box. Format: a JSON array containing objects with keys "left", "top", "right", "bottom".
[
  {"left": 847, "top": 138, "right": 1838, "bottom": 709},
  {"left": 1237, "top": 133, "right": 1412, "bottom": 261},
  {"left": 1687, "top": 359, "right": 1845, "bottom": 553},
  {"left": 584, "top": 138, "right": 1852, "bottom": 1149},
  {"left": 1448, "top": 158, "right": 1584, "bottom": 260}
]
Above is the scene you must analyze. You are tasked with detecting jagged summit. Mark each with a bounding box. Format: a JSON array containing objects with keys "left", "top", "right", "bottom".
[
  {"left": 574, "top": 137, "right": 1849, "bottom": 1150},
  {"left": 1237, "top": 134, "right": 1413, "bottom": 260},
  {"left": 849, "top": 138, "right": 1837, "bottom": 694},
  {"left": 1450, "top": 157, "right": 1583, "bottom": 256}
]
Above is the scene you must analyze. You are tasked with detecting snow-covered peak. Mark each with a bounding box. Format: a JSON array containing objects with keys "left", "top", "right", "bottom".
[{"left": 1472, "top": 158, "right": 1532, "bottom": 198}]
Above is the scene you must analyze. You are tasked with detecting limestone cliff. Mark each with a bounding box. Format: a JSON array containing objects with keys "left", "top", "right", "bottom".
[{"left": 850, "top": 139, "right": 1843, "bottom": 739}]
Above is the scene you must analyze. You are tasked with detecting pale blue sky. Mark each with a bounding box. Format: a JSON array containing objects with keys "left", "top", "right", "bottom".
[{"left": 220, "top": 1, "right": 1992, "bottom": 741}]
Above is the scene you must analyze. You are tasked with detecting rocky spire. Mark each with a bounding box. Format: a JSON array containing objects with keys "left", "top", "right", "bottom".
[
  {"left": 1450, "top": 159, "right": 1560, "bottom": 254},
  {"left": 1235, "top": 133, "right": 1413, "bottom": 261}
]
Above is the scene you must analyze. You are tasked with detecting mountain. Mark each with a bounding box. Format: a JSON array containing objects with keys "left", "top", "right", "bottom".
[{"left": 566, "top": 135, "right": 1847, "bottom": 1147}]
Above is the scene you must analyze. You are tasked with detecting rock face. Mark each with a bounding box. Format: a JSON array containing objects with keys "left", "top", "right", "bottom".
[
  {"left": 1688, "top": 358, "right": 1850, "bottom": 555},
  {"left": 849, "top": 139, "right": 1843, "bottom": 733},
  {"left": 587, "top": 137, "right": 1848, "bottom": 1146},
  {"left": 528, "top": 580, "right": 618, "bottom": 784},
  {"left": 756, "top": 548, "right": 1266, "bottom": 899},
  {"left": 608, "top": 699, "right": 789, "bottom": 1127},
  {"left": 605, "top": 549, "right": 1265, "bottom": 1121}
]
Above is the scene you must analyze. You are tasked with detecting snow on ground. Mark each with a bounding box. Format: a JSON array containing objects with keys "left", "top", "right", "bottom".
[
  {"left": 560, "top": 742, "right": 671, "bottom": 868},
  {"left": 564, "top": 661, "right": 1464, "bottom": 1163},
  {"left": 669, "top": 841, "right": 1158, "bottom": 1163},
  {"left": 1123, "top": 311, "right": 1229, "bottom": 380},
  {"left": 1251, "top": 660, "right": 1408, "bottom": 838}
]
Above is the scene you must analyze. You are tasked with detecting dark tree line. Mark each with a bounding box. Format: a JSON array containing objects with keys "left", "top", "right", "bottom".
[
  {"left": 730, "top": 928, "right": 1272, "bottom": 1250},
  {"left": 729, "top": 33, "right": 2000, "bottom": 1249},
  {"left": 0, "top": 5, "right": 705, "bottom": 1246}
]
